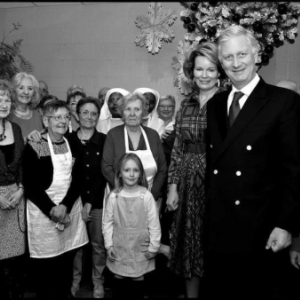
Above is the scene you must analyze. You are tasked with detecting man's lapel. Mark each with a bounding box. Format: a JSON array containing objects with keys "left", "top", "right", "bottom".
[{"left": 214, "top": 78, "right": 271, "bottom": 162}]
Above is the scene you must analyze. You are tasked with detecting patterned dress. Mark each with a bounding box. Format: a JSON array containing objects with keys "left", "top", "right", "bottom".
[{"left": 167, "top": 90, "right": 221, "bottom": 279}]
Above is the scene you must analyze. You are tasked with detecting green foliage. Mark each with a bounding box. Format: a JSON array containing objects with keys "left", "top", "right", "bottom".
[{"left": 0, "top": 23, "right": 34, "bottom": 81}]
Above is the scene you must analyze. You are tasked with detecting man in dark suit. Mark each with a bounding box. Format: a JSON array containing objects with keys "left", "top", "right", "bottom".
[{"left": 205, "top": 25, "right": 300, "bottom": 298}]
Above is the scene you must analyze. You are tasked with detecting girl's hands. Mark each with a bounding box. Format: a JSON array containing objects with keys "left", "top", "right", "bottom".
[
  {"left": 27, "top": 129, "right": 45, "bottom": 143},
  {"left": 107, "top": 247, "right": 116, "bottom": 262}
]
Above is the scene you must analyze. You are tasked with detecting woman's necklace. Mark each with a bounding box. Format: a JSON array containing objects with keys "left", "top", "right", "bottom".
[
  {"left": 52, "top": 140, "right": 68, "bottom": 161},
  {"left": 79, "top": 129, "right": 94, "bottom": 145},
  {"left": 0, "top": 119, "right": 6, "bottom": 142},
  {"left": 13, "top": 108, "right": 33, "bottom": 120}
]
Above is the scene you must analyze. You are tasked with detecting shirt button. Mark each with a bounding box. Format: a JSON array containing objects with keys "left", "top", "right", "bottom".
[
  {"left": 213, "top": 169, "right": 218, "bottom": 175},
  {"left": 236, "top": 171, "right": 241, "bottom": 176},
  {"left": 246, "top": 145, "right": 252, "bottom": 151},
  {"left": 86, "top": 164, "right": 89, "bottom": 167},
  {"left": 87, "top": 191, "right": 90, "bottom": 194},
  {"left": 86, "top": 177, "right": 89, "bottom": 180},
  {"left": 210, "top": 144, "right": 213, "bottom": 148},
  {"left": 235, "top": 200, "right": 240, "bottom": 205},
  {"left": 86, "top": 152, "right": 89, "bottom": 155},
  {"left": 97, "top": 152, "right": 100, "bottom": 155}
]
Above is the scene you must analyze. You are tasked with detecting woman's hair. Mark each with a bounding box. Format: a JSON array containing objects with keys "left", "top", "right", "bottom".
[
  {"left": 37, "top": 94, "right": 59, "bottom": 110},
  {"left": 117, "top": 92, "right": 148, "bottom": 119},
  {"left": 0, "top": 79, "right": 17, "bottom": 112},
  {"left": 159, "top": 94, "right": 176, "bottom": 109},
  {"left": 217, "top": 25, "right": 260, "bottom": 61},
  {"left": 76, "top": 97, "right": 101, "bottom": 115},
  {"left": 66, "top": 90, "right": 86, "bottom": 105},
  {"left": 66, "top": 84, "right": 86, "bottom": 98},
  {"left": 114, "top": 153, "right": 148, "bottom": 192},
  {"left": 11, "top": 72, "right": 40, "bottom": 107},
  {"left": 42, "top": 99, "right": 70, "bottom": 116},
  {"left": 183, "top": 41, "right": 224, "bottom": 81}
]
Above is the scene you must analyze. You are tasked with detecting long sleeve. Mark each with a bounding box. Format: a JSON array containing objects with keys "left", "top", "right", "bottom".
[
  {"left": 145, "top": 191, "right": 161, "bottom": 253},
  {"left": 150, "top": 131, "right": 167, "bottom": 200},
  {"left": 22, "top": 143, "right": 56, "bottom": 219},
  {"left": 102, "top": 192, "right": 115, "bottom": 249},
  {"left": 101, "top": 131, "right": 117, "bottom": 188},
  {"left": 168, "top": 103, "right": 184, "bottom": 185}
]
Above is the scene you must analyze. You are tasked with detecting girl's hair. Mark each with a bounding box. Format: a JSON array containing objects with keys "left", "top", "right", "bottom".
[
  {"left": 114, "top": 153, "right": 148, "bottom": 192},
  {"left": 11, "top": 72, "right": 40, "bottom": 107}
]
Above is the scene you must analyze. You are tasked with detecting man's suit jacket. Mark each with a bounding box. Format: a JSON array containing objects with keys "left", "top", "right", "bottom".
[{"left": 206, "top": 78, "right": 300, "bottom": 254}]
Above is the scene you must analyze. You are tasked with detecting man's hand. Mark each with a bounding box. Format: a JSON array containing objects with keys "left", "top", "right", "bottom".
[
  {"left": 144, "top": 251, "right": 157, "bottom": 260},
  {"left": 50, "top": 204, "right": 67, "bottom": 223},
  {"left": 265, "top": 227, "right": 292, "bottom": 252},
  {"left": 290, "top": 250, "right": 300, "bottom": 269},
  {"left": 81, "top": 203, "right": 92, "bottom": 222}
]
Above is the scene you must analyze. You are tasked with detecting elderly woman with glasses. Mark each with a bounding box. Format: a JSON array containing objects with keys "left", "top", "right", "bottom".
[{"left": 22, "top": 100, "right": 89, "bottom": 298}]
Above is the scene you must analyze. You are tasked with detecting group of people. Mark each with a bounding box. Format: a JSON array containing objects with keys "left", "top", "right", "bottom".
[{"left": 1, "top": 24, "right": 300, "bottom": 299}]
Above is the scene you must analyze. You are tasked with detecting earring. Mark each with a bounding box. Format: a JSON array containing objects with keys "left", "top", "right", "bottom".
[{"left": 216, "top": 79, "right": 220, "bottom": 88}]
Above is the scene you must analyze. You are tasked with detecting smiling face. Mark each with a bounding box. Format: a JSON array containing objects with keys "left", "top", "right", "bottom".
[
  {"left": 0, "top": 91, "right": 12, "bottom": 120},
  {"left": 157, "top": 98, "right": 175, "bottom": 122},
  {"left": 219, "top": 35, "right": 258, "bottom": 90},
  {"left": 120, "top": 159, "right": 141, "bottom": 189},
  {"left": 78, "top": 103, "right": 99, "bottom": 130},
  {"left": 123, "top": 99, "right": 143, "bottom": 128},
  {"left": 193, "top": 56, "right": 220, "bottom": 92},
  {"left": 16, "top": 78, "right": 34, "bottom": 106},
  {"left": 107, "top": 92, "right": 122, "bottom": 118},
  {"left": 143, "top": 92, "right": 156, "bottom": 114},
  {"left": 43, "top": 107, "right": 70, "bottom": 140}
]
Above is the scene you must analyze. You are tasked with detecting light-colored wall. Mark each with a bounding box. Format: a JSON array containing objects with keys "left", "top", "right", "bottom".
[{"left": 0, "top": 2, "right": 300, "bottom": 106}]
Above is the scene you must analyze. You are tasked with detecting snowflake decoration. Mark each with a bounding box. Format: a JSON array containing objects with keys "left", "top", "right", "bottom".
[{"left": 134, "top": 2, "right": 177, "bottom": 54}]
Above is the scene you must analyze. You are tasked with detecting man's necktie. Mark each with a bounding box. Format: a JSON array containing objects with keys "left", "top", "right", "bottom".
[{"left": 229, "top": 91, "right": 244, "bottom": 127}]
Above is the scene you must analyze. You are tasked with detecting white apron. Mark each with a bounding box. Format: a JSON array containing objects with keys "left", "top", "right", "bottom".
[{"left": 27, "top": 135, "right": 89, "bottom": 258}]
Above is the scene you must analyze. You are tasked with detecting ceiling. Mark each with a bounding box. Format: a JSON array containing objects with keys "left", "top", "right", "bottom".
[{"left": 0, "top": 2, "right": 96, "bottom": 9}]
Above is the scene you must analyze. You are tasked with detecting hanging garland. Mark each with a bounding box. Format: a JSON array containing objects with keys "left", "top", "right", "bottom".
[{"left": 173, "top": 2, "right": 300, "bottom": 95}]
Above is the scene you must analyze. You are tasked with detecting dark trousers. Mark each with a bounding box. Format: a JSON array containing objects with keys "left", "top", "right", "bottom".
[
  {"left": 204, "top": 248, "right": 294, "bottom": 299},
  {"left": 0, "top": 254, "right": 26, "bottom": 299},
  {"left": 32, "top": 249, "right": 77, "bottom": 298}
]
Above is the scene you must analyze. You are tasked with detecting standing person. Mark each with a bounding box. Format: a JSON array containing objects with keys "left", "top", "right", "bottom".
[
  {"left": 97, "top": 87, "right": 110, "bottom": 110},
  {"left": 64, "top": 97, "right": 107, "bottom": 298},
  {"left": 9, "top": 72, "right": 43, "bottom": 138},
  {"left": 66, "top": 90, "right": 86, "bottom": 133},
  {"left": 166, "top": 42, "right": 225, "bottom": 298},
  {"left": 96, "top": 88, "right": 130, "bottom": 135},
  {"left": 133, "top": 88, "right": 165, "bottom": 136},
  {"left": 38, "top": 80, "right": 49, "bottom": 99},
  {"left": 102, "top": 153, "right": 161, "bottom": 298},
  {"left": 22, "top": 100, "right": 89, "bottom": 298},
  {"left": 0, "top": 80, "right": 26, "bottom": 299},
  {"left": 205, "top": 25, "right": 300, "bottom": 298}
]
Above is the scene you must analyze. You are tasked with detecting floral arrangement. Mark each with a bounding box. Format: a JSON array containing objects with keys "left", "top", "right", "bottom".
[
  {"left": 134, "top": 2, "right": 177, "bottom": 54},
  {"left": 173, "top": 2, "right": 300, "bottom": 95}
]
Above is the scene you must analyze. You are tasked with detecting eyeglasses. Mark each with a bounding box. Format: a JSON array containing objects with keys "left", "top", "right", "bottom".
[
  {"left": 158, "top": 105, "right": 174, "bottom": 109},
  {"left": 46, "top": 114, "right": 71, "bottom": 122},
  {"left": 79, "top": 110, "right": 99, "bottom": 119}
]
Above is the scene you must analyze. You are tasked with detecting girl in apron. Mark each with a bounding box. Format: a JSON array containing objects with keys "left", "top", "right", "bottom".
[{"left": 102, "top": 153, "right": 161, "bottom": 298}]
